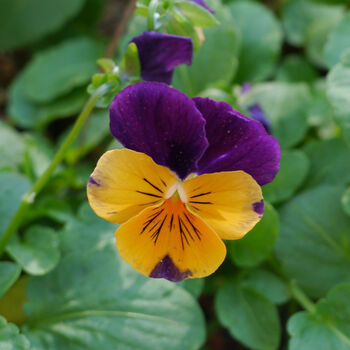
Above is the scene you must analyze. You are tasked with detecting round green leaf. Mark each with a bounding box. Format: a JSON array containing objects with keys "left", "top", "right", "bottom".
[
  {"left": 7, "top": 70, "right": 87, "bottom": 129},
  {"left": 0, "top": 172, "right": 31, "bottom": 239},
  {"left": 342, "top": 187, "right": 350, "bottom": 216},
  {"left": 282, "top": 0, "right": 344, "bottom": 66},
  {"left": 0, "top": 316, "right": 29, "bottom": 350},
  {"left": 0, "top": 0, "right": 85, "bottom": 50},
  {"left": 177, "top": 279, "right": 204, "bottom": 298},
  {"left": 0, "top": 121, "right": 25, "bottom": 171},
  {"left": 282, "top": 0, "right": 344, "bottom": 46},
  {"left": 263, "top": 151, "right": 309, "bottom": 204},
  {"left": 21, "top": 37, "right": 103, "bottom": 103},
  {"left": 6, "top": 226, "right": 60, "bottom": 276},
  {"left": 229, "top": 0, "right": 283, "bottom": 82},
  {"left": 22, "top": 204, "right": 205, "bottom": 350},
  {"left": 327, "top": 49, "right": 350, "bottom": 144},
  {"left": 288, "top": 283, "right": 350, "bottom": 349},
  {"left": 275, "top": 185, "right": 350, "bottom": 297},
  {"left": 276, "top": 55, "right": 318, "bottom": 83},
  {"left": 241, "top": 269, "right": 290, "bottom": 305},
  {"left": 324, "top": 13, "right": 350, "bottom": 68},
  {"left": 216, "top": 280, "right": 281, "bottom": 350},
  {"left": 241, "top": 82, "right": 311, "bottom": 148},
  {"left": 0, "top": 262, "right": 21, "bottom": 298},
  {"left": 303, "top": 138, "right": 350, "bottom": 189},
  {"left": 228, "top": 203, "right": 279, "bottom": 267}
]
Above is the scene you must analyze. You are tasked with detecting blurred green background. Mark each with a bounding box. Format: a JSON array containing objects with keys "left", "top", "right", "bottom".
[{"left": 1, "top": 0, "right": 350, "bottom": 349}]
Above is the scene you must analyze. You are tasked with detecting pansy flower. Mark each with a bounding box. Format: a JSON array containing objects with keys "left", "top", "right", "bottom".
[
  {"left": 87, "top": 82, "right": 280, "bottom": 282},
  {"left": 132, "top": 32, "right": 193, "bottom": 84}
]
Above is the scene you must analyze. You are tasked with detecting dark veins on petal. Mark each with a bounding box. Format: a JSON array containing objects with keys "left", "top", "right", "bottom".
[
  {"left": 193, "top": 97, "right": 280, "bottom": 186},
  {"left": 150, "top": 255, "right": 192, "bottom": 282},
  {"left": 131, "top": 31, "right": 193, "bottom": 85}
]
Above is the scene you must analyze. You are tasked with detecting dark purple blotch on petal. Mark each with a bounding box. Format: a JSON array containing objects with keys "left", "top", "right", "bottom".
[
  {"left": 150, "top": 255, "right": 192, "bottom": 282},
  {"left": 131, "top": 31, "right": 193, "bottom": 85},
  {"left": 193, "top": 97, "right": 280, "bottom": 186},
  {"left": 89, "top": 176, "right": 100, "bottom": 186},
  {"left": 253, "top": 199, "right": 264, "bottom": 216},
  {"left": 110, "top": 82, "right": 208, "bottom": 180},
  {"left": 189, "top": 0, "right": 215, "bottom": 13}
]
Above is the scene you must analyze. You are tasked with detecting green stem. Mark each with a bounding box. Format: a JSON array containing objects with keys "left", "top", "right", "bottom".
[
  {"left": 289, "top": 280, "right": 317, "bottom": 314},
  {"left": 0, "top": 90, "right": 101, "bottom": 256}
]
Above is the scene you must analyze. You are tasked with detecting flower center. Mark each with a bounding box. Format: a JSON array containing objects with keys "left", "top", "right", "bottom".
[{"left": 164, "top": 182, "right": 187, "bottom": 203}]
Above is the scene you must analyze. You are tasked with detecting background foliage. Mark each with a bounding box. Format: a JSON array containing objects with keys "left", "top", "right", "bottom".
[{"left": 1, "top": 0, "right": 350, "bottom": 349}]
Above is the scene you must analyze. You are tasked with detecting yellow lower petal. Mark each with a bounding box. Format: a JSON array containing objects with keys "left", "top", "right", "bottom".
[
  {"left": 181, "top": 171, "right": 263, "bottom": 240},
  {"left": 87, "top": 149, "right": 178, "bottom": 224},
  {"left": 115, "top": 198, "right": 226, "bottom": 281}
]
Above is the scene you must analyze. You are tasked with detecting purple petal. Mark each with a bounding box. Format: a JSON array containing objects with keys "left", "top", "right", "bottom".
[
  {"left": 189, "top": 0, "right": 214, "bottom": 13},
  {"left": 131, "top": 31, "right": 193, "bottom": 85},
  {"left": 193, "top": 97, "right": 280, "bottom": 186},
  {"left": 110, "top": 82, "right": 208, "bottom": 179},
  {"left": 247, "top": 104, "right": 272, "bottom": 134}
]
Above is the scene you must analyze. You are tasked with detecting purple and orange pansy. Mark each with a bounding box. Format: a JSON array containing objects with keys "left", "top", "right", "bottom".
[{"left": 87, "top": 82, "right": 280, "bottom": 282}]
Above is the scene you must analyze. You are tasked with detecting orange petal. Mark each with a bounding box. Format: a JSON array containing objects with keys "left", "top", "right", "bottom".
[
  {"left": 87, "top": 149, "right": 178, "bottom": 224},
  {"left": 115, "top": 199, "right": 226, "bottom": 281},
  {"left": 181, "top": 171, "right": 263, "bottom": 240}
]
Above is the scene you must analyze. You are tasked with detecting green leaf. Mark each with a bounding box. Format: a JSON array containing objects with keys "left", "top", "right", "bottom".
[
  {"left": 0, "top": 172, "right": 31, "bottom": 239},
  {"left": 263, "top": 151, "right": 309, "bottom": 204},
  {"left": 178, "top": 279, "right": 204, "bottom": 298},
  {"left": 21, "top": 37, "right": 103, "bottom": 103},
  {"left": 303, "top": 138, "right": 350, "bottom": 189},
  {"left": 324, "top": 13, "right": 350, "bottom": 68},
  {"left": 0, "top": 316, "right": 29, "bottom": 350},
  {"left": 175, "top": 1, "right": 218, "bottom": 27},
  {"left": 228, "top": 203, "right": 279, "bottom": 267},
  {"left": 120, "top": 42, "right": 141, "bottom": 79},
  {"left": 240, "top": 82, "right": 311, "bottom": 148},
  {"left": 342, "top": 187, "right": 350, "bottom": 216},
  {"left": 0, "top": 121, "right": 25, "bottom": 171},
  {"left": 173, "top": 2, "right": 239, "bottom": 96},
  {"left": 0, "top": 0, "right": 85, "bottom": 50},
  {"left": 327, "top": 49, "right": 350, "bottom": 144},
  {"left": 216, "top": 280, "right": 281, "bottom": 350},
  {"left": 0, "top": 262, "right": 21, "bottom": 298},
  {"left": 22, "top": 133, "right": 54, "bottom": 179},
  {"left": 282, "top": 0, "right": 344, "bottom": 46},
  {"left": 307, "top": 80, "right": 335, "bottom": 132},
  {"left": 22, "top": 204, "right": 205, "bottom": 350},
  {"left": 282, "top": 0, "right": 344, "bottom": 66},
  {"left": 275, "top": 185, "right": 350, "bottom": 297},
  {"left": 288, "top": 283, "right": 350, "bottom": 349},
  {"left": 6, "top": 226, "right": 60, "bottom": 276},
  {"left": 230, "top": 0, "right": 283, "bottom": 83},
  {"left": 241, "top": 269, "right": 290, "bottom": 305},
  {"left": 276, "top": 55, "right": 318, "bottom": 83},
  {"left": 8, "top": 71, "right": 87, "bottom": 129}
]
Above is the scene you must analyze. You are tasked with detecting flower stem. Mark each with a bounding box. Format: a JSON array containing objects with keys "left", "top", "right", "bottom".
[
  {"left": 289, "top": 280, "right": 317, "bottom": 314},
  {"left": 0, "top": 91, "right": 100, "bottom": 256}
]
